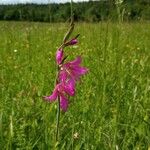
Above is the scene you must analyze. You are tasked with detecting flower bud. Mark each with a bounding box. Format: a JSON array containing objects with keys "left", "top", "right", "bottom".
[
  {"left": 65, "top": 38, "right": 78, "bottom": 46},
  {"left": 56, "top": 48, "right": 63, "bottom": 64},
  {"left": 69, "top": 38, "right": 78, "bottom": 45}
]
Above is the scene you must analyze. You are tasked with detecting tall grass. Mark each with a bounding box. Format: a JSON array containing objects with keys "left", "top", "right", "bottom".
[{"left": 0, "top": 21, "right": 150, "bottom": 149}]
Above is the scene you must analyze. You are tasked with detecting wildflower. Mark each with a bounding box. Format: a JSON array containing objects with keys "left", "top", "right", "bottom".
[
  {"left": 60, "top": 95, "right": 68, "bottom": 112},
  {"left": 44, "top": 80, "right": 75, "bottom": 111},
  {"left": 73, "top": 132, "right": 79, "bottom": 139},
  {"left": 14, "top": 49, "right": 18, "bottom": 53},
  {"left": 59, "top": 56, "right": 88, "bottom": 82},
  {"left": 68, "top": 38, "right": 78, "bottom": 45},
  {"left": 56, "top": 48, "right": 64, "bottom": 65},
  {"left": 65, "top": 38, "right": 78, "bottom": 46}
]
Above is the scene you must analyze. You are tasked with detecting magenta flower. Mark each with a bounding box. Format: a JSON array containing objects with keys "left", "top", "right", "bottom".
[
  {"left": 56, "top": 39, "right": 77, "bottom": 65},
  {"left": 59, "top": 56, "right": 88, "bottom": 82},
  {"left": 44, "top": 79, "right": 75, "bottom": 111},
  {"left": 65, "top": 38, "right": 78, "bottom": 46},
  {"left": 60, "top": 95, "right": 68, "bottom": 112},
  {"left": 56, "top": 48, "right": 64, "bottom": 64},
  {"left": 68, "top": 38, "right": 78, "bottom": 45}
]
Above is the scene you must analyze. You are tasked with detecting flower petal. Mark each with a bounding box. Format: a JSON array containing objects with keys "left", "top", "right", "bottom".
[
  {"left": 56, "top": 48, "right": 63, "bottom": 64},
  {"left": 60, "top": 95, "right": 69, "bottom": 112},
  {"left": 69, "top": 56, "right": 82, "bottom": 66},
  {"left": 73, "top": 66, "right": 89, "bottom": 75},
  {"left": 59, "top": 70, "right": 68, "bottom": 82},
  {"left": 44, "top": 87, "right": 58, "bottom": 102},
  {"left": 64, "top": 79, "right": 75, "bottom": 96}
]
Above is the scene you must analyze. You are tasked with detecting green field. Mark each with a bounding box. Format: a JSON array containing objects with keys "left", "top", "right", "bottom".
[{"left": 0, "top": 21, "right": 150, "bottom": 149}]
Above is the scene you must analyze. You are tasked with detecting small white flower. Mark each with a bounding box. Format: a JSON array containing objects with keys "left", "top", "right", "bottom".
[
  {"left": 14, "top": 49, "right": 18, "bottom": 53},
  {"left": 73, "top": 132, "right": 79, "bottom": 139}
]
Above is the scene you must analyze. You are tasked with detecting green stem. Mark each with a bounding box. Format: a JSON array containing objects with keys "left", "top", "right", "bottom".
[
  {"left": 70, "top": 0, "right": 73, "bottom": 20},
  {"left": 55, "top": 0, "right": 74, "bottom": 142}
]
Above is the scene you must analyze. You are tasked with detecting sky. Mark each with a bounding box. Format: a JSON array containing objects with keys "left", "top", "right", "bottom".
[{"left": 0, "top": 0, "right": 90, "bottom": 4}]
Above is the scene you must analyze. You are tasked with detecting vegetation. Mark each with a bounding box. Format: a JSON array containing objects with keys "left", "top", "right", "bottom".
[
  {"left": 0, "top": 0, "right": 150, "bottom": 22},
  {"left": 0, "top": 21, "right": 150, "bottom": 149}
]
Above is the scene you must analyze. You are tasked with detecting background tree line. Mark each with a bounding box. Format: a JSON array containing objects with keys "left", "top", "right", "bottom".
[{"left": 0, "top": 0, "right": 150, "bottom": 22}]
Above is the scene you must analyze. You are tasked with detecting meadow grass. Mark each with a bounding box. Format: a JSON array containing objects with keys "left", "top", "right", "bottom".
[{"left": 0, "top": 21, "right": 150, "bottom": 149}]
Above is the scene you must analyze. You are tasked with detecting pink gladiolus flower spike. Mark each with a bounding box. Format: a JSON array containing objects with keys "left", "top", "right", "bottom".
[
  {"left": 56, "top": 48, "right": 64, "bottom": 65},
  {"left": 59, "top": 56, "right": 88, "bottom": 82},
  {"left": 44, "top": 80, "right": 75, "bottom": 111}
]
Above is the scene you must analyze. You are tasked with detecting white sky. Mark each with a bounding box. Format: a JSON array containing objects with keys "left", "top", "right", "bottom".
[{"left": 0, "top": 0, "right": 91, "bottom": 4}]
